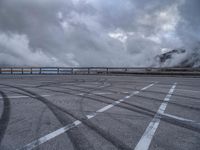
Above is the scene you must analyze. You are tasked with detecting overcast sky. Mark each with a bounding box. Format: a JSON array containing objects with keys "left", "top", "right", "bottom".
[{"left": 0, "top": 0, "right": 199, "bottom": 67}]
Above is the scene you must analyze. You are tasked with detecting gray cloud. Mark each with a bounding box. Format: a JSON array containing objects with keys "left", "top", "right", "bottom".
[{"left": 0, "top": 0, "right": 199, "bottom": 67}]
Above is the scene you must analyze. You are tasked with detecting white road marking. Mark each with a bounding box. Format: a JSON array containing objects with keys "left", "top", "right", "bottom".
[
  {"left": 79, "top": 91, "right": 131, "bottom": 96},
  {"left": 119, "top": 99, "right": 125, "bottom": 102},
  {"left": 0, "top": 94, "right": 51, "bottom": 99},
  {"left": 13, "top": 84, "right": 37, "bottom": 86},
  {"left": 115, "top": 101, "right": 121, "bottom": 104},
  {"left": 77, "top": 93, "right": 84, "bottom": 96},
  {"left": 132, "top": 91, "right": 139, "bottom": 95},
  {"left": 77, "top": 91, "right": 129, "bottom": 96},
  {"left": 161, "top": 113, "right": 199, "bottom": 124},
  {"left": 141, "top": 83, "right": 155, "bottom": 91},
  {"left": 134, "top": 83, "right": 177, "bottom": 150},
  {"left": 122, "top": 91, "right": 130, "bottom": 94},
  {"left": 74, "top": 120, "right": 82, "bottom": 126},
  {"left": 176, "top": 88, "right": 200, "bottom": 93},
  {"left": 20, "top": 121, "right": 78, "bottom": 150},
  {"left": 86, "top": 113, "right": 96, "bottom": 119},
  {"left": 125, "top": 95, "right": 131, "bottom": 99},
  {"left": 96, "top": 104, "right": 114, "bottom": 113},
  {"left": 86, "top": 92, "right": 113, "bottom": 95},
  {"left": 17, "top": 83, "right": 156, "bottom": 150}
]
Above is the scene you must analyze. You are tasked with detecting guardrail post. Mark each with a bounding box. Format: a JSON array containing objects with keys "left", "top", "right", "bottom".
[
  {"left": 0, "top": 68, "right": 1, "bottom": 74},
  {"left": 57, "top": 68, "right": 59, "bottom": 75},
  {"left": 88, "top": 68, "right": 90, "bottom": 74},
  {"left": 11, "top": 68, "right": 13, "bottom": 74},
  {"left": 71, "top": 68, "right": 74, "bottom": 75},
  {"left": 106, "top": 68, "right": 109, "bottom": 74},
  {"left": 31, "top": 68, "right": 33, "bottom": 74},
  {"left": 39, "top": 68, "right": 42, "bottom": 74}
]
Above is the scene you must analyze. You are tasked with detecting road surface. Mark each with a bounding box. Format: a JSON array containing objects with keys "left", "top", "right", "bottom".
[{"left": 0, "top": 75, "right": 199, "bottom": 150}]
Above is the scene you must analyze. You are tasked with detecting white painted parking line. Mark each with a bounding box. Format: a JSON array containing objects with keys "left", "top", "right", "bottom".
[
  {"left": 76, "top": 93, "right": 84, "bottom": 96},
  {"left": 134, "top": 82, "right": 176, "bottom": 150},
  {"left": 89, "top": 92, "right": 113, "bottom": 95},
  {"left": 0, "top": 94, "right": 51, "bottom": 99},
  {"left": 161, "top": 113, "right": 200, "bottom": 124},
  {"left": 19, "top": 122, "right": 78, "bottom": 150},
  {"left": 13, "top": 84, "right": 38, "bottom": 87},
  {"left": 125, "top": 95, "right": 131, "bottom": 99},
  {"left": 176, "top": 88, "right": 200, "bottom": 93},
  {"left": 96, "top": 104, "right": 114, "bottom": 113},
  {"left": 141, "top": 83, "right": 157, "bottom": 91},
  {"left": 17, "top": 83, "right": 156, "bottom": 150},
  {"left": 77, "top": 91, "right": 131, "bottom": 96}
]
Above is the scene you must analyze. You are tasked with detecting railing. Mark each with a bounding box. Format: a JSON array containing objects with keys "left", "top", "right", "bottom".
[{"left": 0, "top": 67, "right": 200, "bottom": 75}]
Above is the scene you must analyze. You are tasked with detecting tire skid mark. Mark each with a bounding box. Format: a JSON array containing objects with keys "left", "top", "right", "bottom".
[
  {"left": 35, "top": 78, "right": 106, "bottom": 89},
  {"left": 29, "top": 88, "right": 132, "bottom": 150},
  {"left": 37, "top": 79, "right": 111, "bottom": 119},
  {"left": 161, "top": 114, "right": 200, "bottom": 133},
  {"left": 52, "top": 80, "right": 133, "bottom": 150},
  {"left": 143, "top": 88, "right": 200, "bottom": 102},
  {"left": 0, "top": 91, "right": 11, "bottom": 145},
  {"left": 0, "top": 85, "right": 94, "bottom": 150},
  {"left": 36, "top": 79, "right": 111, "bottom": 119},
  {"left": 58, "top": 83, "right": 135, "bottom": 95},
  {"left": 35, "top": 80, "right": 77, "bottom": 88},
  {"left": 62, "top": 84, "right": 200, "bottom": 131},
  {"left": 41, "top": 86, "right": 200, "bottom": 133},
  {"left": 41, "top": 87, "right": 156, "bottom": 117},
  {"left": 134, "top": 94, "right": 200, "bottom": 112},
  {"left": 42, "top": 85, "right": 156, "bottom": 115},
  {"left": 34, "top": 106, "right": 47, "bottom": 150},
  {"left": 36, "top": 77, "right": 124, "bottom": 95},
  {"left": 1, "top": 84, "right": 132, "bottom": 150},
  {"left": 72, "top": 85, "right": 200, "bottom": 133},
  {"left": 78, "top": 80, "right": 112, "bottom": 119},
  {"left": 56, "top": 105, "right": 132, "bottom": 150},
  {"left": 58, "top": 80, "right": 150, "bottom": 97}
]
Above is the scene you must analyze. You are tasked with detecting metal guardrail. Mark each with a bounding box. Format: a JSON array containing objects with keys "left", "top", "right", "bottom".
[{"left": 0, "top": 67, "right": 200, "bottom": 75}]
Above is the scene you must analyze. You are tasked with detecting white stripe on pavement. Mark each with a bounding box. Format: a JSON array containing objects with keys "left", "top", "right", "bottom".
[
  {"left": 134, "top": 83, "right": 177, "bottom": 150},
  {"left": 17, "top": 83, "right": 156, "bottom": 150},
  {"left": 161, "top": 113, "right": 199, "bottom": 124},
  {"left": 96, "top": 104, "right": 114, "bottom": 113},
  {"left": 0, "top": 94, "right": 51, "bottom": 99},
  {"left": 141, "top": 83, "right": 156, "bottom": 91},
  {"left": 89, "top": 92, "right": 113, "bottom": 95}
]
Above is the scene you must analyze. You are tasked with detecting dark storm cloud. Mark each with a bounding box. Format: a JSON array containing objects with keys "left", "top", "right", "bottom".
[
  {"left": 0, "top": 0, "right": 199, "bottom": 67},
  {"left": 177, "top": 0, "right": 200, "bottom": 48}
]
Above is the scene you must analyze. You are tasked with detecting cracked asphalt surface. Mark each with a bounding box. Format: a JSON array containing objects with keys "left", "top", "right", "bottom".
[{"left": 0, "top": 75, "right": 199, "bottom": 150}]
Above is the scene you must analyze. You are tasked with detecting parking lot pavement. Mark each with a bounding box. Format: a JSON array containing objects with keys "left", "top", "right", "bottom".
[{"left": 0, "top": 75, "right": 199, "bottom": 150}]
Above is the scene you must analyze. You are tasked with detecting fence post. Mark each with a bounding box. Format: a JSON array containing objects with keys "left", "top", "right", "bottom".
[
  {"left": 71, "top": 68, "right": 74, "bottom": 75},
  {"left": 57, "top": 68, "right": 59, "bottom": 75},
  {"left": 106, "top": 68, "right": 109, "bottom": 74}
]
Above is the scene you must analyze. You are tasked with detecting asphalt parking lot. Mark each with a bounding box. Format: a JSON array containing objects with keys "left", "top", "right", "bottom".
[{"left": 0, "top": 75, "right": 199, "bottom": 150}]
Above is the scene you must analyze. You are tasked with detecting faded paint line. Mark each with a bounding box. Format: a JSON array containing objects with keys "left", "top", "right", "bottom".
[
  {"left": 0, "top": 94, "right": 51, "bottom": 99},
  {"left": 161, "top": 113, "right": 199, "bottom": 124}
]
